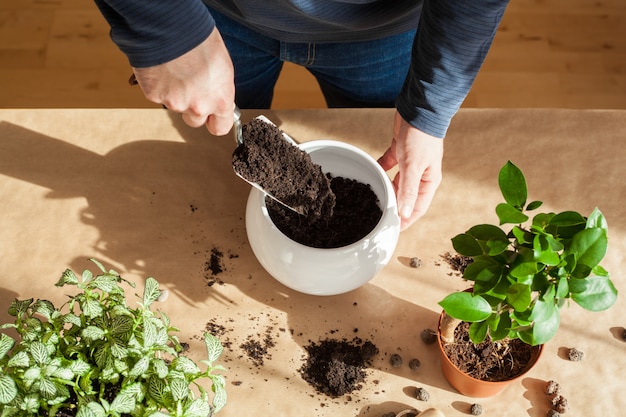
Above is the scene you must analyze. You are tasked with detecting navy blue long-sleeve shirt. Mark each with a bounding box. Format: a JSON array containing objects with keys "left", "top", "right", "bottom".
[{"left": 93, "top": 0, "right": 509, "bottom": 138}]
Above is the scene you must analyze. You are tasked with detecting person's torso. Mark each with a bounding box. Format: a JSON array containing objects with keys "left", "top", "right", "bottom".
[{"left": 203, "top": 0, "right": 422, "bottom": 42}]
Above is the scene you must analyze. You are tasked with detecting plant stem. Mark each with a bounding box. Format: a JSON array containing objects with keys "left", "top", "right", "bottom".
[{"left": 439, "top": 313, "right": 461, "bottom": 344}]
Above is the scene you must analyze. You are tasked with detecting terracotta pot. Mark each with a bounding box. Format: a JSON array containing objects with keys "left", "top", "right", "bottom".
[{"left": 436, "top": 312, "right": 543, "bottom": 397}]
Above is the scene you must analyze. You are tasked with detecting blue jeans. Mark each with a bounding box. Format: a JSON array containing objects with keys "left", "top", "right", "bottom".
[{"left": 208, "top": 7, "right": 415, "bottom": 109}]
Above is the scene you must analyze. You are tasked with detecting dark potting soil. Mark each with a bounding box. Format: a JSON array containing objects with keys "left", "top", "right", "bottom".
[
  {"left": 443, "top": 322, "right": 536, "bottom": 382},
  {"left": 232, "top": 117, "right": 336, "bottom": 221},
  {"left": 299, "top": 338, "right": 379, "bottom": 397},
  {"left": 266, "top": 175, "right": 382, "bottom": 248}
]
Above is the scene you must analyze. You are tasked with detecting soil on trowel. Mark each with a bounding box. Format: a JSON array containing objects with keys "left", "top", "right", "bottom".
[
  {"left": 443, "top": 322, "right": 536, "bottom": 382},
  {"left": 299, "top": 338, "right": 379, "bottom": 397},
  {"left": 232, "top": 117, "right": 335, "bottom": 221}
]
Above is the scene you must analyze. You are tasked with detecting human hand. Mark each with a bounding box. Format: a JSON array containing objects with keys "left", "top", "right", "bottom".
[
  {"left": 131, "top": 28, "right": 235, "bottom": 136},
  {"left": 378, "top": 112, "right": 444, "bottom": 231}
]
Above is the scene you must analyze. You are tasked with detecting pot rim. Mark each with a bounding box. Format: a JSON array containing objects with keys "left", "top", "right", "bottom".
[{"left": 258, "top": 139, "right": 399, "bottom": 251}]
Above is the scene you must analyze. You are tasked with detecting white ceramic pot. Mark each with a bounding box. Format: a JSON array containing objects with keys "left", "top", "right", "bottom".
[{"left": 245, "top": 140, "right": 400, "bottom": 296}]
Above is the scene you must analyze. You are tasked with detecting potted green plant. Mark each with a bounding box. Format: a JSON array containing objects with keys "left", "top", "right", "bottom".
[
  {"left": 437, "top": 161, "right": 618, "bottom": 397},
  {"left": 0, "top": 259, "right": 227, "bottom": 416}
]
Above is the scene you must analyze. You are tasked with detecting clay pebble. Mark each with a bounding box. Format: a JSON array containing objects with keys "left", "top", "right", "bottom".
[
  {"left": 420, "top": 329, "right": 437, "bottom": 345},
  {"left": 415, "top": 387, "right": 430, "bottom": 401},
  {"left": 390, "top": 353, "right": 403, "bottom": 368}
]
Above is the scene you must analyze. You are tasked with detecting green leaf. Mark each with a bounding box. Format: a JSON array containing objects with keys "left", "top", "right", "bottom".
[
  {"left": 82, "top": 326, "right": 105, "bottom": 342},
  {"left": 152, "top": 358, "right": 169, "bottom": 379},
  {"left": 0, "top": 375, "right": 17, "bottom": 404},
  {"left": 110, "top": 391, "right": 136, "bottom": 414},
  {"left": 170, "top": 378, "right": 190, "bottom": 402},
  {"left": 555, "top": 277, "right": 569, "bottom": 300},
  {"left": 7, "top": 351, "right": 29, "bottom": 368},
  {"left": 529, "top": 308, "right": 560, "bottom": 345},
  {"left": 143, "top": 277, "right": 162, "bottom": 307},
  {"left": 24, "top": 367, "right": 41, "bottom": 383},
  {"left": 533, "top": 234, "right": 560, "bottom": 266},
  {"left": 82, "top": 269, "right": 94, "bottom": 285},
  {"left": 56, "top": 269, "right": 79, "bottom": 287},
  {"left": 512, "top": 226, "right": 531, "bottom": 245},
  {"left": 30, "top": 341, "right": 49, "bottom": 365},
  {"left": 567, "top": 228, "right": 608, "bottom": 278},
  {"left": 529, "top": 297, "right": 557, "bottom": 323},
  {"left": 110, "top": 315, "right": 133, "bottom": 336},
  {"left": 33, "top": 300, "right": 56, "bottom": 320},
  {"left": 173, "top": 356, "right": 201, "bottom": 375},
  {"left": 0, "top": 334, "right": 15, "bottom": 360},
  {"left": 148, "top": 376, "right": 168, "bottom": 403},
  {"left": 548, "top": 211, "right": 587, "bottom": 227},
  {"left": 39, "top": 378, "right": 57, "bottom": 399},
  {"left": 467, "top": 224, "right": 509, "bottom": 242},
  {"left": 506, "top": 284, "right": 532, "bottom": 312},
  {"left": 89, "top": 258, "right": 108, "bottom": 273},
  {"left": 526, "top": 200, "right": 543, "bottom": 211},
  {"left": 91, "top": 275, "right": 119, "bottom": 293},
  {"left": 185, "top": 398, "right": 212, "bottom": 417},
  {"left": 63, "top": 312, "right": 82, "bottom": 327},
  {"left": 212, "top": 382, "right": 227, "bottom": 413},
  {"left": 110, "top": 343, "right": 128, "bottom": 361},
  {"left": 77, "top": 402, "right": 107, "bottom": 417},
  {"left": 143, "top": 320, "right": 158, "bottom": 348},
  {"left": 438, "top": 292, "right": 492, "bottom": 322},
  {"left": 51, "top": 366, "right": 74, "bottom": 381},
  {"left": 467, "top": 224, "right": 510, "bottom": 256},
  {"left": 498, "top": 161, "right": 527, "bottom": 209},
  {"left": 82, "top": 298, "right": 103, "bottom": 319},
  {"left": 586, "top": 207, "right": 608, "bottom": 231},
  {"left": 469, "top": 321, "right": 489, "bottom": 344},
  {"left": 496, "top": 203, "right": 529, "bottom": 225},
  {"left": 129, "top": 356, "right": 150, "bottom": 378},
  {"left": 70, "top": 358, "right": 91, "bottom": 376},
  {"left": 489, "top": 312, "right": 511, "bottom": 341},
  {"left": 463, "top": 260, "right": 500, "bottom": 283},
  {"left": 570, "top": 275, "right": 618, "bottom": 311},
  {"left": 204, "top": 333, "right": 224, "bottom": 364},
  {"left": 451, "top": 233, "right": 483, "bottom": 257},
  {"left": 510, "top": 261, "right": 539, "bottom": 280}
]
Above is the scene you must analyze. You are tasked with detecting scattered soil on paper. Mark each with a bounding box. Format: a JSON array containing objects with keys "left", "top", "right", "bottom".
[{"left": 299, "top": 338, "right": 379, "bottom": 397}]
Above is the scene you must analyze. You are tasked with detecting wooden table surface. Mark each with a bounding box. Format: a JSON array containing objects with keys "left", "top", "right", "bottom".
[{"left": 1, "top": 108, "right": 624, "bottom": 416}]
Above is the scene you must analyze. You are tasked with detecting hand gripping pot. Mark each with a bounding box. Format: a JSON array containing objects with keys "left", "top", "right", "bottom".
[{"left": 245, "top": 140, "right": 401, "bottom": 296}]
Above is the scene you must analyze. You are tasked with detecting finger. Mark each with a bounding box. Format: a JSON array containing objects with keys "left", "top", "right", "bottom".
[
  {"left": 397, "top": 167, "right": 422, "bottom": 221},
  {"left": 181, "top": 111, "right": 208, "bottom": 128},
  {"left": 206, "top": 111, "right": 234, "bottom": 136},
  {"left": 399, "top": 169, "right": 442, "bottom": 230},
  {"left": 377, "top": 145, "right": 398, "bottom": 171}
]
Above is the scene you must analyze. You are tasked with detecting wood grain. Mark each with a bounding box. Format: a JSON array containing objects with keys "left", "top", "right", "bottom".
[{"left": 1, "top": 0, "right": 624, "bottom": 110}]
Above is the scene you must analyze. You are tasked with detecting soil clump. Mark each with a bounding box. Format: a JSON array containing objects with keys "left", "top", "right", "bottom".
[{"left": 299, "top": 338, "right": 378, "bottom": 397}]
